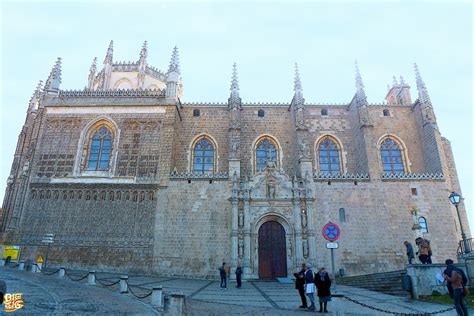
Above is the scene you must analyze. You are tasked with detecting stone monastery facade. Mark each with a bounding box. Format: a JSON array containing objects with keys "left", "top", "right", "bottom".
[{"left": 1, "top": 41, "right": 469, "bottom": 279}]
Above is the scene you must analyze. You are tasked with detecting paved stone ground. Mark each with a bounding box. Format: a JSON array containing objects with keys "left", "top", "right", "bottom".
[{"left": 0, "top": 266, "right": 468, "bottom": 315}]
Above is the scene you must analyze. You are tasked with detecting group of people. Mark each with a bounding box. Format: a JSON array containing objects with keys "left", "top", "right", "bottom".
[
  {"left": 218, "top": 262, "right": 242, "bottom": 290},
  {"left": 294, "top": 263, "right": 332, "bottom": 313},
  {"left": 404, "top": 237, "right": 432, "bottom": 264}
]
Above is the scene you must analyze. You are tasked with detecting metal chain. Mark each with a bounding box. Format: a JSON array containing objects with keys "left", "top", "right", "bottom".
[
  {"left": 96, "top": 278, "right": 121, "bottom": 287},
  {"left": 42, "top": 269, "right": 60, "bottom": 276},
  {"left": 343, "top": 295, "right": 455, "bottom": 315},
  {"left": 64, "top": 270, "right": 89, "bottom": 282},
  {"left": 7, "top": 263, "right": 20, "bottom": 268},
  {"left": 126, "top": 280, "right": 153, "bottom": 299}
]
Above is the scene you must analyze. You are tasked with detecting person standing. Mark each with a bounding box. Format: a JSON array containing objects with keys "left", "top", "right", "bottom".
[
  {"left": 315, "top": 267, "right": 332, "bottom": 313},
  {"left": 404, "top": 241, "right": 415, "bottom": 264},
  {"left": 219, "top": 262, "right": 227, "bottom": 290},
  {"left": 293, "top": 263, "right": 307, "bottom": 308},
  {"left": 235, "top": 263, "right": 243, "bottom": 288},
  {"left": 304, "top": 263, "right": 316, "bottom": 311},
  {"left": 444, "top": 268, "right": 469, "bottom": 315}
]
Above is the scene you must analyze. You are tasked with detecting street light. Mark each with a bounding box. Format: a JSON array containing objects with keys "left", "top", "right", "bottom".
[{"left": 449, "top": 192, "right": 470, "bottom": 254}]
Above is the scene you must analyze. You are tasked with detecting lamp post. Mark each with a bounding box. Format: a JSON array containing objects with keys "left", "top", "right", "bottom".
[{"left": 449, "top": 192, "right": 470, "bottom": 254}]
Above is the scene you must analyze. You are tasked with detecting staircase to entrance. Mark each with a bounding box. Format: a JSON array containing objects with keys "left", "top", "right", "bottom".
[{"left": 337, "top": 270, "right": 410, "bottom": 297}]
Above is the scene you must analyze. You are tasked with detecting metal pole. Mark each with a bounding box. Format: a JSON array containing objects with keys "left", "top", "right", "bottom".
[
  {"left": 331, "top": 248, "right": 337, "bottom": 291},
  {"left": 44, "top": 243, "right": 51, "bottom": 270},
  {"left": 455, "top": 204, "right": 470, "bottom": 254}
]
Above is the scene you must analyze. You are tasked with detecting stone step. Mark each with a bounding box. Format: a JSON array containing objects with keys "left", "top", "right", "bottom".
[{"left": 337, "top": 270, "right": 408, "bottom": 297}]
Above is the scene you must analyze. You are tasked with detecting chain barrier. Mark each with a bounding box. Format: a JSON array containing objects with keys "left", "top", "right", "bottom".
[
  {"left": 6, "top": 262, "right": 20, "bottom": 268},
  {"left": 126, "top": 280, "right": 153, "bottom": 299},
  {"left": 42, "top": 269, "right": 60, "bottom": 276},
  {"left": 64, "top": 269, "right": 89, "bottom": 282},
  {"left": 343, "top": 295, "right": 455, "bottom": 316},
  {"left": 96, "top": 278, "right": 121, "bottom": 287}
]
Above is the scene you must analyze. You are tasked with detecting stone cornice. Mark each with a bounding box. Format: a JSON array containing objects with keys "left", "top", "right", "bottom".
[
  {"left": 313, "top": 172, "right": 370, "bottom": 181},
  {"left": 169, "top": 170, "right": 229, "bottom": 180},
  {"left": 381, "top": 172, "right": 445, "bottom": 181}
]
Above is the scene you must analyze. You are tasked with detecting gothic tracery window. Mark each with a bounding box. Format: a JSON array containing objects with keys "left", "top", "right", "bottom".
[
  {"left": 192, "top": 137, "right": 215, "bottom": 174},
  {"left": 255, "top": 137, "right": 278, "bottom": 171},
  {"left": 380, "top": 137, "right": 404, "bottom": 174},
  {"left": 87, "top": 126, "right": 113, "bottom": 171},
  {"left": 318, "top": 137, "right": 341, "bottom": 174}
]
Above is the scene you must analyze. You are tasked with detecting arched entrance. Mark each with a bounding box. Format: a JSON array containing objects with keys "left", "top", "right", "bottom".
[{"left": 258, "top": 221, "right": 287, "bottom": 279}]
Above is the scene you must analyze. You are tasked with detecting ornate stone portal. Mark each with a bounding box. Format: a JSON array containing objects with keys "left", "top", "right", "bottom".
[{"left": 230, "top": 162, "right": 317, "bottom": 279}]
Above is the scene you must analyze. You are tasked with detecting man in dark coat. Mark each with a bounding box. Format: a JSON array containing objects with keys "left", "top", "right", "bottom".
[
  {"left": 219, "top": 262, "right": 227, "bottom": 290},
  {"left": 404, "top": 241, "right": 415, "bottom": 264},
  {"left": 235, "top": 263, "right": 243, "bottom": 288},
  {"left": 315, "top": 267, "right": 332, "bottom": 313},
  {"left": 293, "top": 263, "right": 307, "bottom": 308}
]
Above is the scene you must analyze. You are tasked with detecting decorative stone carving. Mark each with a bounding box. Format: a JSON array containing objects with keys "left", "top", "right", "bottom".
[
  {"left": 238, "top": 211, "right": 244, "bottom": 228},
  {"left": 238, "top": 239, "right": 244, "bottom": 258},
  {"left": 303, "top": 239, "right": 309, "bottom": 258},
  {"left": 301, "top": 209, "right": 307, "bottom": 228}
]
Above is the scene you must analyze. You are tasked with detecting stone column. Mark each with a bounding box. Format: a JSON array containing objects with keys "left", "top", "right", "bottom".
[
  {"left": 305, "top": 182, "right": 317, "bottom": 265},
  {"left": 306, "top": 198, "right": 316, "bottom": 265},
  {"left": 230, "top": 176, "right": 239, "bottom": 272},
  {"left": 243, "top": 186, "right": 251, "bottom": 277},
  {"left": 292, "top": 185, "right": 303, "bottom": 270}
]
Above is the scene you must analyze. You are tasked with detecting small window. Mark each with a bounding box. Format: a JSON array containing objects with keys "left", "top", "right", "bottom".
[
  {"left": 383, "top": 109, "right": 390, "bottom": 117},
  {"left": 321, "top": 109, "right": 328, "bottom": 116},
  {"left": 418, "top": 217, "right": 428, "bottom": 233},
  {"left": 258, "top": 109, "right": 265, "bottom": 117},
  {"left": 339, "top": 208, "right": 346, "bottom": 223},
  {"left": 411, "top": 188, "right": 418, "bottom": 196},
  {"left": 193, "top": 109, "right": 200, "bottom": 117}
]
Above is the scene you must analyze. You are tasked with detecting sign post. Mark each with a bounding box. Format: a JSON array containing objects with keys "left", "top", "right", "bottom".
[
  {"left": 41, "top": 233, "right": 55, "bottom": 270},
  {"left": 322, "top": 223, "right": 341, "bottom": 292}
]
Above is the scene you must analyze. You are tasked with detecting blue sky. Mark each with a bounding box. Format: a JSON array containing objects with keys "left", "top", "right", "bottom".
[{"left": 1, "top": 1, "right": 472, "bottom": 231}]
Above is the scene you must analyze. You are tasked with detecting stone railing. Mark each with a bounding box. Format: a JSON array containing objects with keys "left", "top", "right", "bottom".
[
  {"left": 58, "top": 89, "right": 166, "bottom": 98},
  {"left": 169, "top": 170, "right": 229, "bottom": 180},
  {"left": 112, "top": 62, "right": 138, "bottom": 72},
  {"left": 313, "top": 172, "right": 370, "bottom": 181},
  {"left": 381, "top": 172, "right": 445, "bottom": 181}
]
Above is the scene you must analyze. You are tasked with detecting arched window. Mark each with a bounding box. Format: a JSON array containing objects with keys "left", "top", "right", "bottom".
[
  {"left": 87, "top": 126, "right": 113, "bottom": 171},
  {"left": 255, "top": 137, "right": 278, "bottom": 171},
  {"left": 318, "top": 137, "right": 341, "bottom": 174},
  {"left": 193, "top": 109, "right": 200, "bottom": 117},
  {"left": 383, "top": 109, "right": 390, "bottom": 117},
  {"left": 380, "top": 138, "right": 404, "bottom": 173},
  {"left": 418, "top": 217, "right": 428, "bottom": 233},
  {"left": 258, "top": 109, "right": 265, "bottom": 117},
  {"left": 321, "top": 108, "right": 328, "bottom": 116},
  {"left": 192, "top": 137, "right": 215, "bottom": 174}
]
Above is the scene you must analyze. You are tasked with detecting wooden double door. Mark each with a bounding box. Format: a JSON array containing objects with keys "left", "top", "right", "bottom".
[{"left": 258, "top": 221, "right": 287, "bottom": 279}]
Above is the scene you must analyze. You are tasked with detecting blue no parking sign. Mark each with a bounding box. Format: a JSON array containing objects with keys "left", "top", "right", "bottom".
[{"left": 322, "top": 222, "right": 341, "bottom": 241}]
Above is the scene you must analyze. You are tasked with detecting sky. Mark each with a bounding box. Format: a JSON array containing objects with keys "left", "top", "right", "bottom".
[{"left": 1, "top": 1, "right": 473, "bottom": 232}]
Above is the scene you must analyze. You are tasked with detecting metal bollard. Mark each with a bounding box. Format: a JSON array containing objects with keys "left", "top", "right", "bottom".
[
  {"left": 31, "top": 263, "right": 37, "bottom": 273},
  {"left": 1, "top": 258, "right": 6, "bottom": 266},
  {"left": 151, "top": 285, "right": 164, "bottom": 309},
  {"left": 18, "top": 261, "right": 25, "bottom": 271},
  {"left": 169, "top": 293, "right": 185, "bottom": 315},
  {"left": 87, "top": 271, "right": 96, "bottom": 285},
  {"left": 119, "top": 276, "right": 128, "bottom": 293},
  {"left": 59, "top": 267, "right": 65, "bottom": 278}
]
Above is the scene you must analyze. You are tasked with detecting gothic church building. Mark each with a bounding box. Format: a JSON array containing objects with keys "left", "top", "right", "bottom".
[{"left": 1, "top": 41, "right": 469, "bottom": 279}]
